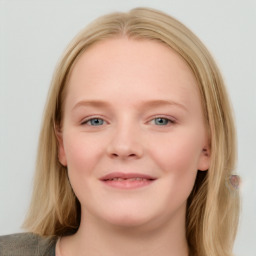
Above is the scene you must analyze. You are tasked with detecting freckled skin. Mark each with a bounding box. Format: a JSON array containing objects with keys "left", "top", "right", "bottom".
[{"left": 58, "top": 38, "right": 210, "bottom": 254}]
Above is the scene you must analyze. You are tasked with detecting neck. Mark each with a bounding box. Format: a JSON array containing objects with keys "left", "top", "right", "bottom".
[{"left": 60, "top": 208, "right": 189, "bottom": 256}]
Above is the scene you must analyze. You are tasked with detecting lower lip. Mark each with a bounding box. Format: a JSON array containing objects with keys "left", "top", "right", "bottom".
[{"left": 101, "top": 179, "right": 155, "bottom": 189}]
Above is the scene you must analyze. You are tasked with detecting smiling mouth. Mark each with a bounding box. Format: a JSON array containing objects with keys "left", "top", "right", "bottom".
[
  {"left": 105, "top": 177, "right": 152, "bottom": 181},
  {"left": 100, "top": 172, "right": 156, "bottom": 189}
]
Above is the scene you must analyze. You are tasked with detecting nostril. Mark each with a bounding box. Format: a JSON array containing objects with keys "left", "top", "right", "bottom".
[
  {"left": 107, "top": 140, "right": 143, "bottom": 159},
  {"left": 110, "top": 152, "right": 138, "bottom": 158}
]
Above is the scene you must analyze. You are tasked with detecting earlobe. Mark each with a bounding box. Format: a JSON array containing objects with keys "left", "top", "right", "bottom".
[
  {"left": 198, "top": 147, "right": 211, "bottom": 171},
  {"left": 55, "top": 125, "right": 67, "bottom": 166}
]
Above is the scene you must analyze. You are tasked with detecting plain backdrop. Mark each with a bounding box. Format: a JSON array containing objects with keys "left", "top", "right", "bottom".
[{"left": 0, "top": 0, "right": 255, "bottom": 255}]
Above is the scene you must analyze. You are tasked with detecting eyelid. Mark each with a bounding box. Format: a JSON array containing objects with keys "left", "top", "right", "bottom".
[
  {"left": 79, "top": 114, "right": 176, "bottom": 126},
  {"left": 148, "top": 114, "right": 176, "bottom": 121},
  {"left": 80, "top": 115, "right": 108, "bottom": 125},
  {"left": 147, "top": 115, "right": 177, "bottom": 125}
]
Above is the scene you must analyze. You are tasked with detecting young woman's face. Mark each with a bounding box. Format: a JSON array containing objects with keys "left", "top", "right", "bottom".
[{"left": 58, "top": 38, "right": 210, "bottom": 229}]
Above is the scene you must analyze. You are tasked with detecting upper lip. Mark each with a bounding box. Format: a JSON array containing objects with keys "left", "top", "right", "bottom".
[{"left": 100, "top": 172, "right": 157, "bottom": 181}]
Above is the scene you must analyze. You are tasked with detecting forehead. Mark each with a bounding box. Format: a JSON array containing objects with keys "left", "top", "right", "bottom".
[{"left": 66, "top": 37, "right": 200, "bottom": 109}]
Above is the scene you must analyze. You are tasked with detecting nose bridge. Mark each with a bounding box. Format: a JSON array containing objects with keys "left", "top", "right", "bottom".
[{"left": 107, "top": 115, "right": 143, "bottom": 159}]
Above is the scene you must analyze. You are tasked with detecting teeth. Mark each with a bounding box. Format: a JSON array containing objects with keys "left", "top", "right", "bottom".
[
  {"left": 132, "top": 177, "right": 143, "bottom": 181},
  {"left": 109, "top": 177, "right": 146, "bottom": 181},
  {"left": 111, "top": 178, "right": 124, "bottom": 181}
]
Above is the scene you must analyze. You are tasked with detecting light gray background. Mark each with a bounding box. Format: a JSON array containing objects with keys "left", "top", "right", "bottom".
[{"left": 0, "top": 0, "right": 255, "bottom": 255}]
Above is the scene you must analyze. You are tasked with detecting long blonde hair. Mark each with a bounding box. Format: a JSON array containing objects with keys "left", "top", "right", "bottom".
[{"left": 23, "top": 7, "right": 240, "bottom": 256}]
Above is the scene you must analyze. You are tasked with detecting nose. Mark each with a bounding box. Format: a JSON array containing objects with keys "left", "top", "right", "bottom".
[{"left": 107, "top": 124, "right": 143, "bottom": 160}]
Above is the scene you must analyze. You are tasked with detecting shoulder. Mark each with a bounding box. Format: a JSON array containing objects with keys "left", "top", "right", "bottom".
[{"left": 0, "top": 233, "right": 57, "bottom": 256}]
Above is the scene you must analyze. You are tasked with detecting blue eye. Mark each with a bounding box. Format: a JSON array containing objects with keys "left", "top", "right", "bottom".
[
  {"left": 153, "top": 117, "right": 172, "bottom": 125},
  {"left": 84, "top": 118, "right": 105, "bottom": 126}
]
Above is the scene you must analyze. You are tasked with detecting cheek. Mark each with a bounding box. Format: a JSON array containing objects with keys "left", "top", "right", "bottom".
[
  {"left": 149, "top": 131, "right": 203, "bottom": 174},
  {"left": 153, "top": 144, "right": 199, "bottom": 214},
  {"left": 147, "top": 130, "right": 203, "bottom": 199},
  {"left": 63, "top": 134, "right": 103, "bottom": 203},
  {"left": 63, "top": 132, "right": 104, "bottom": 175}
]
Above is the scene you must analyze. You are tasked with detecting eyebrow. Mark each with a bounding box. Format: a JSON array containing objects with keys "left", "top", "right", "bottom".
[
  {"left": 140, "top": 99, "right": 188, "bottom": 112},
  {"left": 72, "top": 100, "right": 109, "bottom": 110},
  {"left": 72, "top": 99, "right": 188, "bottom": 112}
]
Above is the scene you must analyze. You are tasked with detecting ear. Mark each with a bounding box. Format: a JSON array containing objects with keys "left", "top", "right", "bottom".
[
  {"left": 55, "top": 125, "right": 67, "bottom": 166},
  {"left": 197, "top": 145, "right": 211, "bottom": 171}
]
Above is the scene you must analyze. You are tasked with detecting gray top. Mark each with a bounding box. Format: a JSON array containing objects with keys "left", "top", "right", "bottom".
[{"left": 0, "top": 233, "right": 57, "bottom": 256}]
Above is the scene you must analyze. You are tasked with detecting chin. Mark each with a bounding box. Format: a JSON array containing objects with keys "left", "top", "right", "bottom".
[
  {"left": 93, "top": 207, "right": 156, "bottom": 230},
  {"left": 107, "top": 213, "right": 149, "bottom": 227}
]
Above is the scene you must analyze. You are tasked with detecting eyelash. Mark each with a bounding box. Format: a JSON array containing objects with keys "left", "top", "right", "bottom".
[
  {"left": 81, "top": 117, "right": 107, "bottom": 126},
  {"left": 149, "top": 117, "right": 176, "bottom": 126},
  {"left": 81, "top": 116, "right": 176, "bottom": 127}
]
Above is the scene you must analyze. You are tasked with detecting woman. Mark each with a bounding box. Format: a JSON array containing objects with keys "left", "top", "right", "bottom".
[{"left": 0, "top": 7, "right": 240, "bottom": 256}]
